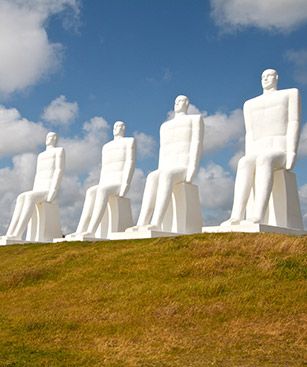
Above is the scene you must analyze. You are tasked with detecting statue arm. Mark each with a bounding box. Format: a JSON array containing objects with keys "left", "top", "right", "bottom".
[
  {"left": 243, "top": 102, "right": 253, "bottom": 155},
  {"left": 47, "top": 148, "right": 65, "bottom": 202},
  {"left": 286, "top": 89, "right": 301, "bottom": 170},
  {"left": 186, "top": 116, "right": 204, "bottom": 182},
  {"left": 119, "top": 139, "right": 136, "bottom": 197}
]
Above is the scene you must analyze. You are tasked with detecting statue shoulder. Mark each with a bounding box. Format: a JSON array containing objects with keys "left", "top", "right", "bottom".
[
  {"left": 189, "top": 114, "right": 203, "bottom": 124},
  {"left": 287, "top": 87, "right": 300, "bottom": 98}
]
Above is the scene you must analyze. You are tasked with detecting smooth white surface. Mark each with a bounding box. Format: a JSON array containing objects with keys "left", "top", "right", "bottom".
[
  {"left": 161, "top": 182, "right": 202, "bottom": 233},
  {"left": 65, "top": 121, "right": 135, "bottom": 240},
  {"left": 222, "top": 69, "right": 303, "bottom": 227},
  {"left": 202, "top": 224, "right": 306, "bottom": 236},
  {"left": 0, "top": 132, "right": 65, "bottom": 244},
  {"left": 127, "top": 95, "right": 204, "bottom": 234}
]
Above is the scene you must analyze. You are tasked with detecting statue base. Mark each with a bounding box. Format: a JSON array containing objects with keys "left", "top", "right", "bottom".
[
  {"left": 0, "top": 237, "right": 30, "bottom": 246},
  {"left": 109, "top": 230, "right": 178, "bottom": 240},
  {"left": 202, "top": 224, "right": 306, "bottom": 236}
]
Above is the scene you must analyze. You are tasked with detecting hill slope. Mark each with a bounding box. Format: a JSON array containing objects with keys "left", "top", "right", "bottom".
[{"left": 0, "top": 233, "right": 306, "bottom": 367}]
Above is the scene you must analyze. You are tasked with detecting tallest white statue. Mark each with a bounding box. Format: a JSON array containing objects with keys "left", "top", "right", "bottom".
[{"left": 222, "top": 69, "right": 302, "bottom": 227}]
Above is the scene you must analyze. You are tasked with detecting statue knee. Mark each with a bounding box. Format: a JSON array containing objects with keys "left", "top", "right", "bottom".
[
  {"left": 237, "top": 156, "right": 253, "bottom": 171},
  {"left": 159, "top": 171, "right": 172, "bottom": 186}
]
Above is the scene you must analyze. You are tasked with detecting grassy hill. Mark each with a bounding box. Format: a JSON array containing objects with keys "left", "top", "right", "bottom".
[{"left": 0, "top": 233, "right": 306, "bottom": 367}]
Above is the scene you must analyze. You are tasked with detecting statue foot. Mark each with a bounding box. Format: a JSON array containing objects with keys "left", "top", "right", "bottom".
[
  {"left": 79, "top": 232, "right": 96, "bottom": 238},
  {"left": 240, "top": 217, "right": 261, "bottom": 225},
  {"left": 125, "top": 226, "right": 139, "bottom": 233},
  {"left": 220, "top": 218, "right": 240, "bottom": 226},
  {"left": 125, "top": 224, "right": 161, "bottom": 232},
  {"left": 65, "top": 232, "right": 79, "bottom": 239}
]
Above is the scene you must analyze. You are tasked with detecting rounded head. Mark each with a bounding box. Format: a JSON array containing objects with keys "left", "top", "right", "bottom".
[
  {"left": 261, "top": 69, "right": 278, "bottom": 90},
  {"left": 174, "top": 95, "right": 189, "bottom": 114},
  {"left": 113, "top": 121, "right": 125, "bottom": 137},
  {"left": 46, "top": 132, "right": 58, "bottom": 146}
]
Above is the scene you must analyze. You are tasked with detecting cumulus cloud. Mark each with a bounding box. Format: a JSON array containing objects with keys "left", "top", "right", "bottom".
[
  {"left": 211, "top": 0, "right": 307, "bottom": 32},
  {"left": 42, "top": 95, "right": 78, "bottom": 125},
  {"left": 0, "top": 153, "right": 37, "bottom": 233},
  {"left": 0, "top": 0, "right": 80, "bottom": 97},
  {"left": 298, "top": 123, "right": 307, "bottom": 156},
  {"left": 133, "top": 132, "right": 157, "bottom": 159},
  {"left": 298, "top": 184, "right": 307, "bottom": 229},
  {"left": 60, "top": 116, "right": 110, "bottom": 175},
  {"left": 196, "top": 163, "right": 234, "bottom": 225},
  {"left": 0, "top": 105, "right": 47, "bottom": 156},
  {"left": 203, "top": 109, "right": 244, "bottom": 152},
  {"left": 285, "top": 49, "right": 307, "bottom": 85}
]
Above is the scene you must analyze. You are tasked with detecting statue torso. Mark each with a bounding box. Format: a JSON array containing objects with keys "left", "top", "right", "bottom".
[{"left": 158, "top": 115, "right": 195, "bottom": 170}]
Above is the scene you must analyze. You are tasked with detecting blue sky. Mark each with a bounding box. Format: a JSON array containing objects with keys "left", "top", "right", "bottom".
[{"left": 1, "top": 0, "right": 307, "bottom": 232}]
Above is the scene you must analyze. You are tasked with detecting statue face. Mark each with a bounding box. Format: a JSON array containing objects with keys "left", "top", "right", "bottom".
[
  {"left": 46, "top": 132, "right": 57, "bottom": 146},
  {"left": 174, "top": 95, "right": 189, "bottom": 113},
  {"left": 113, "top": 121, "right": 125, "bottom": 137},
  {"left": 261, "top": 69, "right": 278, "bottom": 90}
]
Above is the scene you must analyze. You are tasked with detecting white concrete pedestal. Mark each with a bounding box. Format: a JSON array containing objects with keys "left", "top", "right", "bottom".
[
  {"left": 162, "top": 182, "right": 202, "bottom": 234},
  {"left": 247, "top": 170, "right": 303, "bottom": 230},
  {"left": 202, "top": 224, "right": 306, "bottom": 236},
  {"left": 0, "top": 238, "right": 27, "bottom": 246},
  {"left": 55, "top": 196, "right": 133, "bottom": 242},
  {"left": 27, "top": 201, "right": 62, "bottom": 242},
  {"left": 109, "top": 230, "right": 178, "bottom": 240}
]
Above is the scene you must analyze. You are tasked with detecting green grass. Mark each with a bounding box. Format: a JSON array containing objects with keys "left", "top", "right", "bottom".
[{"left": 0, "top": 233, "right": 306, "bottom": 366}]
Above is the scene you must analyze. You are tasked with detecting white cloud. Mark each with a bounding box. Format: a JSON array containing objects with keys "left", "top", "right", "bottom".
[
  {"left": 298, "top": 123, "right": 307, "bottom": 157},
  {"left": 298, "top": 184, "right": 307, "bottom": 229},
  {"left": 0, "top": 0, "right": 80, "bottom": 97},
  {"left": 285, "top": 49, "right": 307, "bottom": 85},
  {"left": 211, "top": 0, "right": 307, "bottom": 32},
  {"left": 42, "top": 95, "right": 78, "bottom": 125},
  {"left": 60, "top": 116, "right": 110, "bottom": 175},
  {"left": 196, "top": 163, "right": 234, "bottom": 225},
  {"left": 0, "top": 105, "right": 47, "bottom": 157},
  {"left": 133, "top": 132, "right": 156, "bottom": 159},
  {"left": 203, "top": 109, "right": 244, "bottom": 152},
  {"left": 0, "top": 153, "right": 37, "bottom": 233}
]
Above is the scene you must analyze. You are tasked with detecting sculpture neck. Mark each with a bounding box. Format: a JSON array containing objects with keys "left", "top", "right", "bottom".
[
  {"left": 114, "top": 135, "right": 124, "bottom": 141},
  {"left": 46, "top": 145, "right": 55, "bottom": 151},
  {"left": 263, "top": 87, "right": 277, "bottom": 95},
  {"left": 174, "top": 111, "right": 187, "bottom": 117}
]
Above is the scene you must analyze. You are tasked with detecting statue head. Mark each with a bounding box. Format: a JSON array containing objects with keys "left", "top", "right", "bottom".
[
  {"left": 113, "top": 121, "right": 125, "bottom": 137},
  {"left": 46, "top": 132, "right": 58, "bottom": 147},
  {"left": 174, "top": 95, "right": 189, "bottom": 114},
  {"left": 261, "top": 69, "right": 278, "bottom": 91}
]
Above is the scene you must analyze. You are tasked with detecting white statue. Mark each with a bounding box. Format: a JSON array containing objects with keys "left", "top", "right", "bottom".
[
  {"left": 127, "top": 95, "right": 204, "bottom": 233},
  {"left": 222, "top": 69, "right": 301, "bottom": 226},
  {"left": 66, "top": 121, "right": 135, "bottom": 239},
  {"left": 3, "top": 132, "right": 65, "bottom": 241}
]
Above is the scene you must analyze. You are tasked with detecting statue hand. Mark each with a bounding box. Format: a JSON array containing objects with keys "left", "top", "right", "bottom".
[
  {"left": 119, "top": 184, "right": 128, "bottom": 197},
  {"left": 286, "top": 152, "right": 296, "bottom": 170},
  {"left": 47, "top": 190, "right": 56, "bottom": 202}
]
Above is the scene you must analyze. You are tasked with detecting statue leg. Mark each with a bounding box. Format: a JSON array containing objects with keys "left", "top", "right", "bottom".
[
  {"left": 6, "top": 192, "right": 28, "bottom": 236},
  {"left": 252, "top": 152, "right": 286, "bottom": 223},
  {"left": 75, "top": 185, "right": 98, "bottom": 233},
  {"left": 150, "top": 169, "right": 186, "bottom": 228},
  {"left": 222, "top": 156, "right": 256, "bottom": 225},
  {"left": 10, "top": 191, "right": 47, "bottom": 239},
  {"left": 85, "top": 185, "right": 119, "bottom": 235},
  {"left": 137, "top": 170, "right": 160, "bottom": 226}
]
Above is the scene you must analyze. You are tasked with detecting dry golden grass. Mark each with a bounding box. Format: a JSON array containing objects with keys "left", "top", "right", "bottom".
[{"left": 0, "top": 233, "right": 306, "bottom": 366}]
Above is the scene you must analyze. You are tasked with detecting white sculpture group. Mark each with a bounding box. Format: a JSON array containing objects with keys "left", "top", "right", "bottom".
[{"left": 0, "top": 69, "right": 304, "bottom": 245}]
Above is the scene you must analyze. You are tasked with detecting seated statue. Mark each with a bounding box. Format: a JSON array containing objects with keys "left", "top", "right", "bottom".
[
  {"left": 222, "top": 69, "right": 301, "bottom": 226},
  {"left": 127, "top": 95, "right": 204, "bottom": 232},
  {"left": 2, "top": 132, "right": 65, "bottom": 241},
  {"left": 66, "top": 121, "right": 135, "bottom": 239}
]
